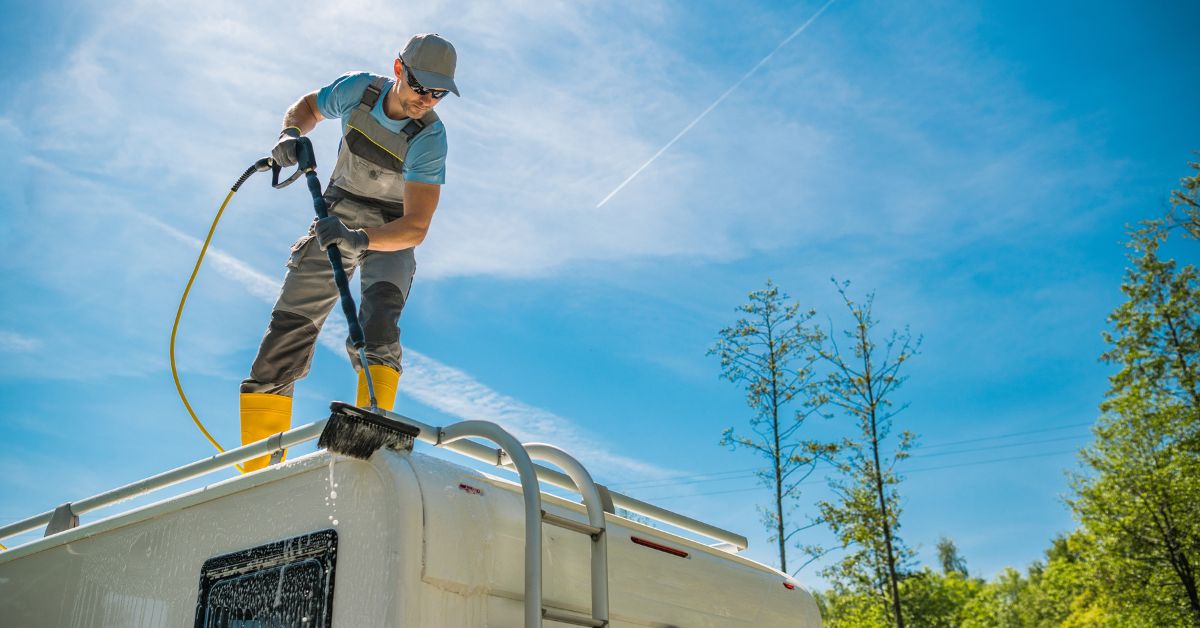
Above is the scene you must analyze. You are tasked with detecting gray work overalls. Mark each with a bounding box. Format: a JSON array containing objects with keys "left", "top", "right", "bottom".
[{"left": 241, "top": 76, "right": 439, "bottom": 397}]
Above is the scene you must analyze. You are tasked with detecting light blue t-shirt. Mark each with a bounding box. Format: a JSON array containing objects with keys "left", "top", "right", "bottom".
[{"left": 316, "top": 71, "right": 448, "bottom": 185}]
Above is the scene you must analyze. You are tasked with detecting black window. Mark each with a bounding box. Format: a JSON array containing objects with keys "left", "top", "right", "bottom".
[{"left": 195, "top": 529, "right": 338, "bottom": 628}]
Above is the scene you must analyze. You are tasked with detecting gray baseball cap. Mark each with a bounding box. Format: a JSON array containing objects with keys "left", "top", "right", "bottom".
[{"left": 399, "top": 33, "right": 459, "bottom": 96}]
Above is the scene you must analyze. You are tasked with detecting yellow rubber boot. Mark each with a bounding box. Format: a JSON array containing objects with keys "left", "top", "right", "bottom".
[
  {"left": 356, "top": 365, "right": 400, "bottom": 411},
  {"left": 240, "top": 393, "right": 293, "bottom": 473}
]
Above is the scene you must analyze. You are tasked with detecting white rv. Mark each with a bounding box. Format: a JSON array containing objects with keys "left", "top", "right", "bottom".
[{"left": 0, "top": 408, "right": 823, "bottom": 627}]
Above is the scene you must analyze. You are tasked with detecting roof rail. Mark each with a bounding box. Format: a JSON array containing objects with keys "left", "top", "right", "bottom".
[{"left": 0, "top": 408, "right": 749, "bottom": 554}]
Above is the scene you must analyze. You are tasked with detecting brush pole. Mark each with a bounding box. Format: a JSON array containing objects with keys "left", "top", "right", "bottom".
[
  {"left": 302, "top": 170, "right": 366, "bottom": 350},
  {"left": 294, "top": 139, "right": 378, "bottom": 407},
  {"left": 293, "top": 139, "right": 367, "bottom": 351},
  {"left": 357, "top": 347, "right": 378, "bottom": 408}
]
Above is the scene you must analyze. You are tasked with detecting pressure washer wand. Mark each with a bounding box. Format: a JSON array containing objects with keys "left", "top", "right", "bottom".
[{"left": 271, "top": 138, "right": 378, "bottom": 408}]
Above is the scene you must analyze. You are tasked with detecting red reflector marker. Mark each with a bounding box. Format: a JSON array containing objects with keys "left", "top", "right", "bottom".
[
  {"left": 631, "top": 536, "right": 690, "bottom": 559},
  {"left": 783, "top": 582, "right": 797, "bottom": 590}
]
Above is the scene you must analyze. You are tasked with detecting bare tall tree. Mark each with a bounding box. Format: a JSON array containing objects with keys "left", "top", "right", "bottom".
[
  {"left": 814, "top": 280, "right": 918, "bottom": 628},
  {"left": 710, "top": 280, "right": 830, "bottom": 573}
]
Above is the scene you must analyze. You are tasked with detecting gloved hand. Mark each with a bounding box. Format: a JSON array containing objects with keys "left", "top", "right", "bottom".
[
  {"left": 271, "top": 127, "right": 302, "bottom": 168},
  {"left": 314, "top": 216, "right": 370, "bottom": 259}
]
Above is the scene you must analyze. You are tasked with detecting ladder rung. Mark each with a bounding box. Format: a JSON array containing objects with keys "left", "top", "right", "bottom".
[
  {"left": 543, "top": 607, "right": 606, "bottom": 627},
  {"left": 542, "top": 510, "right": 604, "bottom": 537}
]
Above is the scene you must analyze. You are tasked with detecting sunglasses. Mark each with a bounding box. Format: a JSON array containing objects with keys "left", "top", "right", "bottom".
[{"left": 404, "top": 67, "right": 450, "bottom": 99}]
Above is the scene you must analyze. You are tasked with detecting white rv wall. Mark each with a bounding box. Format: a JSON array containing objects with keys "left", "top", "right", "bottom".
[{"left": 0, "top": 449, "right": 821, "bottom": 627}]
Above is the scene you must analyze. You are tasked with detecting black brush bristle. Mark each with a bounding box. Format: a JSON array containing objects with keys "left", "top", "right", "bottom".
[{"left": 319, "top": 402, "right": 420, "bottom": 460}]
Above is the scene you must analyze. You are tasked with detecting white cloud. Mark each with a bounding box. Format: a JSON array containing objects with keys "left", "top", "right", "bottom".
[
  {"left": 398, "top": 351, "right": 673, "bottom": 480},
  {"left": 11, "top": 0, "right": 871, "bottom": 283},
  {"left": 148, "top": 213, "right": 284, "bottom": 303},
  {"left": 11, "top": 155, "right": 673, "bottom": 479},
  {"left": 146, "top": 210, "right": 675, "bottom": 481},
  {"left": 9, "top": 0, "right": 1119, "bottom": 296},
  {"left": 0, "top": 331, "right": 41, "bottom": 353}
]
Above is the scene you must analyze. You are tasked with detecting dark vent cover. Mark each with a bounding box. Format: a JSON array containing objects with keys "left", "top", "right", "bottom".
[{"left": 194, "top": 529, "right": 338, "bottom": 627}]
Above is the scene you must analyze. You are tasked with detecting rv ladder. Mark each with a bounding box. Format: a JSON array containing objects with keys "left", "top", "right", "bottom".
[
  {"left": 526, "top": 443, "right": 610, "bottom": 627},
  {"left": 438, "top": 423, "right": 610, "bottom": 627}
]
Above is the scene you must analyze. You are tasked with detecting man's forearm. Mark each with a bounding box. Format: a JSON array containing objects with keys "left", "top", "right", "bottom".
[
  {"left": 282, "top": 92, "right": 323, "bottom": 134},
  {"left": 363, "top": 219, "right": 430, "bottom": 252},
  {"left": 362, "top": 181, "right": 441, "bottom": 251}
]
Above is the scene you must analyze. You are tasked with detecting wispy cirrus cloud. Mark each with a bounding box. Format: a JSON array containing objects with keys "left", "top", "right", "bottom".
[
  {"left": 12, "top": 0, "right": 869, "bottom": 282},
  {"left": 0, "top": 331, "right": 40, "bottom": 353},
  {"left": 148, "top": 211, "right": 675, "bottom": 481},
  {"left": 12, "top": 0, "right": 1121, "bottom": 295},
  {"left": 397, "top": 352, "right": 673, "bottom": 480}
]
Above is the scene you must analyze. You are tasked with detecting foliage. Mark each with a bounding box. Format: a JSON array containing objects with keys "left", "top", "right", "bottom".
[
  {"left": 811, "top": 281, "right": 919, "bottom": 627},
  {"left": 937, "top": 536, "right": 968, "bottom": 577},
  {"left": 1160, "top": 157, "right": 1200, "bottom": 239},
  {"left": 816, "top": 583, "right": 892, "bottom": 628},
  {"left": 901, "top": 568, "right": 985, "bottom": 627},
  {"left": 819, "top": 568, "right": 986, "bottom": 628},
  {"left": 819, "top": 534, "right": 1106, "bottom": 628},
  {"left": 709, "top": 279, "right": 832, "bottom": 573},
  {"left": 1068, "top": 160, "right": 1200, "bottom": 626},
  {"left": 959, "top": 532, "right": 1111, "bottom": 628}
]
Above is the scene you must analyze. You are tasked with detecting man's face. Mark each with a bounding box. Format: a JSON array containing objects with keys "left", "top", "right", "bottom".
[{"left": 392, "top": 59, "right": 446, "bottom": 118}]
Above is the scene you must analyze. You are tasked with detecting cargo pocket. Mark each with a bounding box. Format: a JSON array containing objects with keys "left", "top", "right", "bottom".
[{"left": 287, "top": 234, "right": 316, "bottom": 270}]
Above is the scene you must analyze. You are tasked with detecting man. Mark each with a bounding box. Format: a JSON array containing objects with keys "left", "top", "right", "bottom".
[{"left": 240, "top": 33, "right": 458, "bottom": 471}]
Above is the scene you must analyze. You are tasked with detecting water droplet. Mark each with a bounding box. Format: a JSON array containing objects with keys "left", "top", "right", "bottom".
[
  {"left": 331, "top": 519, "right": 338, "bottom": 526},
  {"left": 329, "top": 491, "right": 337, "bottom": 499}
]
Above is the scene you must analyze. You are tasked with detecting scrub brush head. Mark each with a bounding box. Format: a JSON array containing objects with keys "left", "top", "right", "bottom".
[{"left": 319, "top": 402, "right": 419, "bottom": 460}]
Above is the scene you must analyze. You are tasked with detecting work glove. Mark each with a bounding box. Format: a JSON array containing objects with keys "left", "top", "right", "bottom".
[
  {"left": 314, "top": 216, "right": 370, "bottom": 259},
  {"left": 271, "top": 127, "right": 302, "bottom": 168}
]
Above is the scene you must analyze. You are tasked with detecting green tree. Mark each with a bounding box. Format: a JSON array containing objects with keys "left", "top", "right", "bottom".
[
  {"left": 710, "top": 280, "right": 831, "bottom": 573},
  {"left": 1034, "top": 533, "right": 1109, "bottom": 628},
  {"left": 937, "top": 536, "right": 968, "bottom": 577},
  {"left": 960, "top": 567, "right": 1030, "bottom": 628},
  {"left": 901, "top": 568, "right": 984, "bottom": 627},
  {"left": 819, "top": 542, "right": 983, "bottom": 628},
  {"left": 955, "top": 533, "right": 1112, "bottom": 628},
  {"left": 816, "top": 586, "right": 890, "bottom": 627},
  {"left": 812, "top": 281, "right": 919, "bottom": 628},
  {"left": 1161, "top": 157, "right": 1200, "bottom": 239},
  {"left": 1070, "top": 161, "right": 1200, "bottom": 625}
]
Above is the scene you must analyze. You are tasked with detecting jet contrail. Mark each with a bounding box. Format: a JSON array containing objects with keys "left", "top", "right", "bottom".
[{"left": 595, "top": 0, "right": 837, "bottom": 208}]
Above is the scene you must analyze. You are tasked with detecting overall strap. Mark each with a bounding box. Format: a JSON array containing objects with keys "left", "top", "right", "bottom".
[
  {"left": 400, "top": 119, "right": 425, "bottom": 141},
  {"left": 357, "top": 76, "right": 390, "bottom": 112},
  {"left": 400, "top": 111, "right": 440, "bottom": 141}
]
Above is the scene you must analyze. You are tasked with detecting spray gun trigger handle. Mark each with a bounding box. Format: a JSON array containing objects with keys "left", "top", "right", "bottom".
[
  {"left": 271, "top": 161, "right": 304, "bottom": 189},
  {"left": 271, "top": 138, "right": 316, "bottom": 189}
]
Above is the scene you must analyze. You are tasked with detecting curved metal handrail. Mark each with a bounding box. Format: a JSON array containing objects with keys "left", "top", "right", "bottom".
[{"left": 439, "top": 421, "right": 545, "bottom": 628}]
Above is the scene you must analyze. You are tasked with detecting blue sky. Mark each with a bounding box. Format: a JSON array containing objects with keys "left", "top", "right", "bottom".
[{"left": 1, "top": 0, "right": 1197, "bottom": 588}]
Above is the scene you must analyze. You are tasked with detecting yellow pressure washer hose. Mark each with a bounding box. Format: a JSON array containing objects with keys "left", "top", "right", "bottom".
[{"left": 170, "top": 159, "right": 272, "bottom": 463}]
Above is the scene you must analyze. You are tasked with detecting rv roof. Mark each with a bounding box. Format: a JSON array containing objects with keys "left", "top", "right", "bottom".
[{"left": 0, "top": 408, "right": 747, "bottom": 553}]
